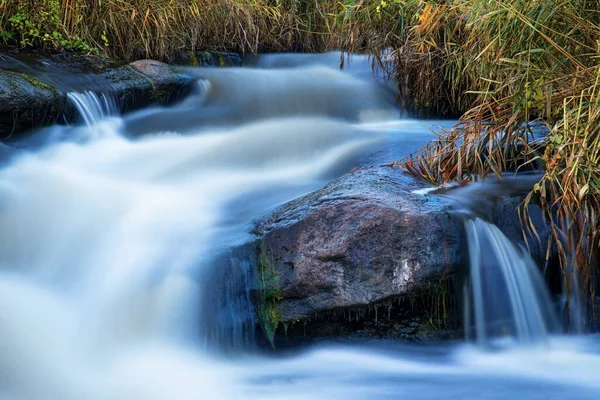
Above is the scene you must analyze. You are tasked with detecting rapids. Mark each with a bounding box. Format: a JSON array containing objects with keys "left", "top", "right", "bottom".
[{"left": 0, "top": 53, "right": 598, "bottom": 400}]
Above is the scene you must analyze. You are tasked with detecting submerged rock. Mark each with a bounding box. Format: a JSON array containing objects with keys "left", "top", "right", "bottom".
[{"left": 205, "top": 166, "right": 553, "bottom": 349}]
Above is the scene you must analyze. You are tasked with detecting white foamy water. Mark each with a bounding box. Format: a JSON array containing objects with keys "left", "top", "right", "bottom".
[
  {"left": 0, "top": 60, "right": 598, "bottom": 400},
  {"left": 67, "top": 91, "right": 118, "bottom": 127}
]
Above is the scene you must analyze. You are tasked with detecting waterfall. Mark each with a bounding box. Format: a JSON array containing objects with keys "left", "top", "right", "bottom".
[
  {"left": 67, "top": 91, "right": 118, "bottom": 126},
  {"left": 463, "top": 218, "right": 561, "bottom": 345}
]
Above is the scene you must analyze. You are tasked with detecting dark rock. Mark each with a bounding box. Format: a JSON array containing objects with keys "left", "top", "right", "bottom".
[
  {"left": 433, "top": 173, "right": 551, "bottom": 262},
  {"left": 0, "top": 55, "right": 196, "bottom": 140},
  {"left": 107, "top": 60, "right": 195, "bottom": 111},
  {"left": 0, "top": 69, "right": 65, "bottom": 140}
]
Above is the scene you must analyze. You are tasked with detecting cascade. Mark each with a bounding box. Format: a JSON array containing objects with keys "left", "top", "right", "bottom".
[
  {"left": 463, "top": 218, "right": 561, "bottom": 344},
  {"left": 67, "top": 91, "right": 119, "bottom": 126}
]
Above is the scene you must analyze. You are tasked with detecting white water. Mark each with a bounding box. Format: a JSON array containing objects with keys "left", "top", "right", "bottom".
[
  {"left": 0, "top": 55, "right": 599, "bottom": 400},
  {"left": 67, "top": 91, "right": 118, "bottom": 126}
]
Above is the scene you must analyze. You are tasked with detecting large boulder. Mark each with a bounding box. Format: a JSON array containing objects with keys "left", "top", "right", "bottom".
[
  {"left": 205, "top": 166, "right": 465, "bottom": 349},
  {"left": 252, "top": 166, "right": 462, "bottom": 323},
  {"left": 204, "top": 166, "right": 553, "bottom": 349}
]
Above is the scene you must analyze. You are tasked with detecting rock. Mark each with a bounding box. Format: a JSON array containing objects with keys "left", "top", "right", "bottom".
[
  {"left": 0, "top": 69, "right": 65, "bottom": 140},
  {"left": 205, "top": 166, "right": 554, "bottom": 349},
  {"left": 433, "top": 173, "right": 551, "bottom": 262},
  {"left": 253, "top": 166, "right": 461, "bottom": 321},
  {"left": 105, "top": 59, "right": 195, "bottom": 111},
  {"left": 204, "top": 166, "right": 465, "bottom": 349},
  {"left": 0, "top": 54, "right": 197, "bottom": 140}
]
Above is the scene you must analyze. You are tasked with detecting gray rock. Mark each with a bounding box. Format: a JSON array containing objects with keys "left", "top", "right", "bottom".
[
  {"left": 0, "top": 69, "right": 65, "bottom": 139},
  {"left": 204, "top": 166, "right": 465, "bottom": 348},
  {"left": 0, "top": 56, "right": 196, "bottom": 140},
  {"left": 205, "top": 166, "right": 553, "bottom": 348},
  {"left": 106, "top": 59, "right": 195, "bottom": 111},
  {"left": 253, "top": 166, "right": 462, "bottom": 322}
]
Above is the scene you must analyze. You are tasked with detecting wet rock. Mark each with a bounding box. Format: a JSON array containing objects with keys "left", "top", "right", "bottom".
[
  {"left": 0, "top": 54, "right": 196, "bottom": 140},
  {"left": 204, "top": 166, "right": 465, "bottom": 349},
  {"left": 0, "top": 69, "right": 65, "bottom": 140},
  {"left": 107, "top": 59, "right": 195, "bottom": 111},
  {"left": 206, "top": 166, "right": 554, "bottom": 349},
  {"left": 434, "top": 173, "right": 551, "bottom": 262},
  {"left": 253, "top": 166, "right": 461, "bottom": 322}
]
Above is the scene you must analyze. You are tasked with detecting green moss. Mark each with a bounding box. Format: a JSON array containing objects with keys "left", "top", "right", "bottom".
[
  {"left": 197, "top": 51, "right": 212, "bottom": 67},
  {"left": 256, "top": 241, "right": 283, "bottom": 348},
  {"left": 18, "top": 73, "right": 54, "bottom": 91},
  {"left": 152, "top": 87, "right": 170, "bottom": 103}
]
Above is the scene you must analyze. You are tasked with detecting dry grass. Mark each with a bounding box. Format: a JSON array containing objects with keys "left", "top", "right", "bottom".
[
  {"left": 0, "top": 0, "right": 352, "bottom": 60},
  {"left": 364, "top": 0, "right": 600, "bottom": 327}
]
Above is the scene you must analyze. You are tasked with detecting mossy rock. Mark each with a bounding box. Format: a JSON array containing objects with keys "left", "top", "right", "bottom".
[
  {"left": 0, "top": 69, "right": 66, "bottom": 140},
  {"left": 126, "top": 60, "right": 196, "bottom": 107},
  {"left": 0, "top": 57, "right": 197, "bottom": 139}
]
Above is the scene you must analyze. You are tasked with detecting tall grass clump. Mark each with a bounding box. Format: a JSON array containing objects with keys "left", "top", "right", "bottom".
[
  {"left": 365, "top": 0, "right": 600, "bottom": 328},
  {"left": 0, "top": 0, "right": 356, "bottom": 60}
]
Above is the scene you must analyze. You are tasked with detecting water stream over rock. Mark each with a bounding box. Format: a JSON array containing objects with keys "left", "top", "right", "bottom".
[
  {"left": 464, "top": 218, "right": 561, "bottom": 345},
  {"left": 0, "top": 53, "right": 598, "bottom": 400}
]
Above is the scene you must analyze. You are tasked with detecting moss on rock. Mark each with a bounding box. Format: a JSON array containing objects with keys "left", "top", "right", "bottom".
[
  {"left": 255, "top": 241, "right": 284, "bottom": 348},
  {"left": 0, "top": 69, "right": 65, "bottom": 139}
]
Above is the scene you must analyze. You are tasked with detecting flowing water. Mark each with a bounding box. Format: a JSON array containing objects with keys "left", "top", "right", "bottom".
[
  {"left": 0, "top": 53, "right": 599, "bottom": 400},
  {"left": 463, "top": 218, "right": 561, "bottom": 344}
]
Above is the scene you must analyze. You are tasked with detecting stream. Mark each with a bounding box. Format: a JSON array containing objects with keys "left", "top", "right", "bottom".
[{"left": 0, "top": 52, "right": 599, "bottom": 400}]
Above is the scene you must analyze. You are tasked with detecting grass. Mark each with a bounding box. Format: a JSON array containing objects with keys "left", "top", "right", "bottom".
[
  {"left": 367, "top": 0, "right": 600, "bottom": 328},
  {"left": 0, "top": 0, "right": 350, "bottom": 60}
]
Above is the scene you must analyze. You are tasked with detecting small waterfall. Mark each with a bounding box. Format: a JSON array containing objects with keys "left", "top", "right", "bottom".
[
  {"left": 67, "top": 90, "right": 118, "bottom": 126},
  {"left": 464, "top": 218, "right": 560, "bottom": 345}
]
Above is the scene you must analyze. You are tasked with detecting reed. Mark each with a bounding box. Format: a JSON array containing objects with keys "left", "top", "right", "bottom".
[
  {"left": 0, "top": 0, "right": 347, "bottom": 60},
  {"left": 375, "top": 0, "right": 600, "bottom": 326}
]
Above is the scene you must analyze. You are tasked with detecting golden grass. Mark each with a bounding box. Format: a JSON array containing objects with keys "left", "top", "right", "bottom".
[
  {"left": 0, "top": 0, "right": 349, "bottom": 60},
  {"left": 367, "top": 0, "right": 600, "bottom": 327}
]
